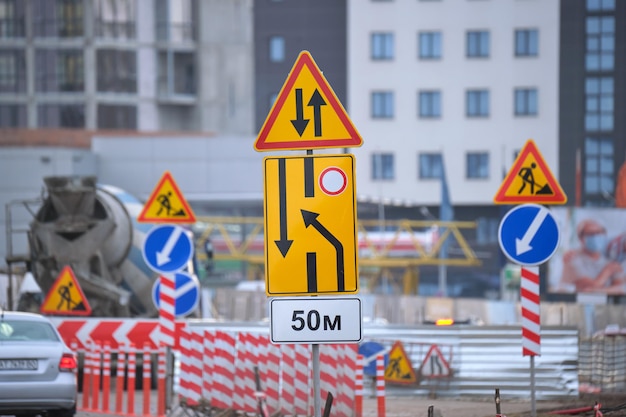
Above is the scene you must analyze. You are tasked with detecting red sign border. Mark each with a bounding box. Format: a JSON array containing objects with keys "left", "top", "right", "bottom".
[
  {"left": 40, "top": 265, "right": 92, "bottom": 316},
  {"left": 494, "top": 139, "right": 567, "bottom": 205},
  {"left": 254, "top": 50, "right": 363, "bottom": 151},
  {"left": 137, "top": 171, "right": 197, "bottom": 224}
]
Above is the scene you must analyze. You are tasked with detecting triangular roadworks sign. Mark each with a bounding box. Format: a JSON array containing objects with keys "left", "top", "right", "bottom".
[
  {"left": 494, "top": 139, "right": 567, "bottom": 205},
  {"left": 40, "top": 266, "right": 92, "bottom": 316},
  {"left": 137, "top": 171, "right": 196, "bottom": 223},
  {"left": 384, "top": 341, "right": 417, "bottom": 385},
  {"left": 254, "top": 50, "right": 363, "bottom": 151},
  {"left": 420, "top": 344, "right": 451, "bottom": 378}
]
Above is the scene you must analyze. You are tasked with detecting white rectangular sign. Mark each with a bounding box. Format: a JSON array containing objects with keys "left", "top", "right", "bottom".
[{"left": 270, "top": 297, "right": 362, "bottom": 344}]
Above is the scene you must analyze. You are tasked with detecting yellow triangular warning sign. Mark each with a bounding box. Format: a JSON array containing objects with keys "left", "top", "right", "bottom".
[
  {"left": 254, "top": 50, "right": 363, "bottom": 152},
  {"left": 40, "top": 266, "right": 92, "bottom": 316},
  {"left": 494, "top": 139, "right": 567, "bottom": 205},
  {"left": 384, "top": 341, "right": 417, "bottom": 385},
  {"left": 137, "top": 171, "right": 196, "bottom": 223}
]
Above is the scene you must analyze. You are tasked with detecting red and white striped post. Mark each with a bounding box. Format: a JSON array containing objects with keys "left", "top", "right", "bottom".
[
  {"left": 127, "top": 343, "right": 137, "bottom": 416},
  {"left": 157, "top": 345, "right": 167, "bottom": 417},
  {"left": 376, "top": 354, "right": 385, "bottom": 417},
  {"left": 142, "top": 345, "right": 152, "bottom": 417},
  {"left": 102, "top": 342, "right": 112, "bottom": 413},
  {"left": 158, "top": 274, "right": 176, "bottom": 348},
  {"left": 116, "top": 346, "right": 126, "bottom": 415},
  {"left": 521, "top": 265, "right": 541, "bottom": 356},
  {"left": 355, "top": 354, "right": 364, "bottom": 417},
  {"left": 91, "top": 341, "right": 102, "bottom": 412},
  {"left": 521, "top": 265, "right": 540, "bottom": 417},
  {"left": 81, "top": 340, "right": 92, "bottom": 411}
]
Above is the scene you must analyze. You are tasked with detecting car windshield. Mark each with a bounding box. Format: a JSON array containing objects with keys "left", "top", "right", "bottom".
[{"left": 0, "top": 319, "right": 60, "bottom": 342}]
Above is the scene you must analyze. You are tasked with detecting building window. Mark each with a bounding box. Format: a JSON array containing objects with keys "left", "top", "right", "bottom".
[
  {"left": 97, "top": 49, "right": 137, "bottom": 93},
  {"left": 515, "top": 29, "right": 538, "bottom": 57},
  {"left": 38, "top": 103, "right": 85, "bottom": 128},
  {"left": 0, "top": 104, "right": 26, "bottom": 127},
  {"left": 514, "top": 88, "right": 538, "bottom": 116},
  {"left": 466, "top": 30, "right": 489, "bottom": 58},
  {"left": 584, "top": 137, "right": 614, "bottom": 199},
  {"left": 269, "top": 36, "right": 285, "bottom": 62},
  {"left": 372, "top": 153, "right": 394, "bottom": 180},
  {"left": 466, "top": 152, "right": 489, "bottom": 179},
  {"left": 586, "top": 16, "right": 614, "bottom": 71},
  {"left": 466, "top": 90, "right": 489, "bottom": 117},
  {"left": 0, "top": 0, "right": 25, "bottom": 38},
  {"left": 0, "top": 49, "right": 25, "bottom": 93},
  {"left": 35, "top": 49, "right": 84, "bottom": 92},
  {"left": 157, "top": 51, "right": 195, "bottom": 96},
  {"left": 155, "top": 0, "right": 196, "bottom": 41},
  {"left": 94, "top": 0, "right": 136, "bottom": 39},
  {"left": 585, "top": 77, "right": 613, "bottom": 131},
  {"left": 371, "top": 91, "right": 394, "bottom": 119},
  {"left": 419, "top": 153, "right": 442, "bottom": 179},
  {"left": 33, "top": 0, "right": 84, "bottom": 38},
  {"left": 371, "top": 32, "right": 394, "bottom": 60},
  {"left": 418, "top": 91, "right": 441, "bottom": 118},
  {"left": 587, "top": 0, "right": 615, "bottom": 11},
  {"left": 419, "top": 31, "right": 441, "bottom": 59},
  {"left": 97, "top": 104, "right": 137, "bottom": 129}
]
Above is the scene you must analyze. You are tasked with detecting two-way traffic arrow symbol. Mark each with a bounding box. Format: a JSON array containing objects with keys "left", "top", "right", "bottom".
[{"left": 291, "top": 88, "right": 326, "bottom": 137}]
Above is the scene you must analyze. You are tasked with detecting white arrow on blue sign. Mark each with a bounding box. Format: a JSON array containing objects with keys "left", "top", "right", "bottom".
[
  {"left": 498, "top": 203, "right": 560, "bottom": 266},
  {"left": 142, "top": 224, "right": 194, "bottom": 274},
  {"left": 152, "top": 272, "right": 200, "bottom": 318}
]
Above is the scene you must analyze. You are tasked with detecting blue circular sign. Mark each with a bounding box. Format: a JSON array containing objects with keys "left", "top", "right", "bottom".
[
  {"left": 359, "top": 341, "right": 388, "bottom": 377},
  {"left": 152, "top": 272, "right": 200, "bottom": 318},
  {"left": 142, "top": 225, "right": 193, "bottom": 274},
  {"left": 498, "top": 203, "right": 560, "bottom": 266}
]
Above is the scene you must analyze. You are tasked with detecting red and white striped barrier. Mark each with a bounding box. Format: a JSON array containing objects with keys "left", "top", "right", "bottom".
[
  {"left": 521, "top": 266, "right": 541, "bottom": 356},
  {"left": 260, "top": 337, "right": 281, "bottom": 413},
  {"left": 202, "top": 330, "right": 214, "bottom": 404},
  {"left": 338, "top": 345, "right": 358, "bottom": 417},
  {"left": 53, "top": 318, "right": 167, "bottom": 351},
  {"left": 233, "top": 332, "right": 257, "bottom": 413},
  {"left": 280, "top": 344, "right": 296, "bottom": 416},
  {"left": 376, "top": 354, "right": 386, "bottom": 417},
  {"left": 173, "top": 331, "right": 358, "bottom": 417}
]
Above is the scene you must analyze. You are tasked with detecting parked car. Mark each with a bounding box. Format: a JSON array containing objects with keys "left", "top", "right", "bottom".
[{"left": 0, "top": 309, "right": 77, "bottom": 417}]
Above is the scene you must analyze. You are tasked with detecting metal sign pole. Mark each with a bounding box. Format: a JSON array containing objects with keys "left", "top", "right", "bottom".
[
  {"left": 313, "top": 343, "right": 321, "bottom": 417},
  {"left": 530, "top": 356, "right": 536, "bottom": 417}
]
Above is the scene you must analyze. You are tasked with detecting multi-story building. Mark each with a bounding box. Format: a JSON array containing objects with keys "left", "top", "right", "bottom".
[
  {"left": 559, "top": 0, "right": 625, "bottom": 208},
  {"left": 0, "top": 0, "right": 254, "bottom": 134}
]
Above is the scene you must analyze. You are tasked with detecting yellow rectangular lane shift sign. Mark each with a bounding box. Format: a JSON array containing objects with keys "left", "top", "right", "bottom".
[{"left": 264, "top": 154, "right": 359, "bottom": 296}]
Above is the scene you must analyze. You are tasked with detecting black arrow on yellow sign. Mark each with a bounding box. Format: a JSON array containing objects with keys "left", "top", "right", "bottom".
[
  {"left": 291, "top": 88, "right": 327, "bottom": 137},
  {"left": 291, "top": 89, "right": 309, "bottom": 136},
  {"left": 301, "top": 209, "right": 345, "bottom": 292},
  {"left": 308, "top": 90, "right": 326, "bottom": 137},
  {"left": 275, "top": 158, "right": 293, "bottom": 256}
]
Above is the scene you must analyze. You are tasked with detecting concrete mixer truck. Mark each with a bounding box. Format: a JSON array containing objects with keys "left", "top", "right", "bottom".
[{"left": 26, "top": 176, "right": 191, "bottom": 317}]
